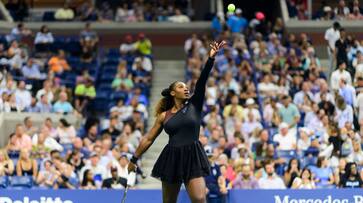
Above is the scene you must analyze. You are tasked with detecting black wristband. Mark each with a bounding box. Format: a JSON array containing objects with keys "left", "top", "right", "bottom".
[{"left": 130, "top": 155, "right": 138, "bottom": 164}]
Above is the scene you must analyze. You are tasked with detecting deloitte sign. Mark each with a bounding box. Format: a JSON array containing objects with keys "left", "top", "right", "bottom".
[
  {"left": 0, "top": 197, "right": 73, "bottom": 203},
  {"left": 274, "top": 195, "right": 363, "bottom": 203}
]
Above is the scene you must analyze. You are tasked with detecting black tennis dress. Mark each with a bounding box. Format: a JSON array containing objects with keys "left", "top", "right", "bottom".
[{"left": 151, "top": 57, "right": 215, "bottom": 184}]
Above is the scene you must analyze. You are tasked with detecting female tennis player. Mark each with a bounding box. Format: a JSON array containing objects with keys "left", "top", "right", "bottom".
[{"left": 128, "top": 40, "right": 226, "bottom": 203}]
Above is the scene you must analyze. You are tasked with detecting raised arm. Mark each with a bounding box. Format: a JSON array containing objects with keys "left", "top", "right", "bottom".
[
  {"left": 128, "top": 112, "right": 165, "bottom": 172},
  {"left": 190, "top": 41, "right": 226, "bottom": 110}
]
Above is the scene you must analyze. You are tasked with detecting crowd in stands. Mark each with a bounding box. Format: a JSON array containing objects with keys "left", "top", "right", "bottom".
[
  {"left": 0, "top": 22, "right": 153, "bottom": 189},
  {"left": 5, "top": 0, "right": 192, "bottom": 23},
  {"left": 287, "top": 0, "right": 363, "bottom": 20},
  {"left": 186, "top": 7, "right": 363, "bottom": 201}
]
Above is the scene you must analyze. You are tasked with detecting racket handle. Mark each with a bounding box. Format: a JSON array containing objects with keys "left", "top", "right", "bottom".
[{"left": 127, "top": 171, "right": 136, "bottom": 186}]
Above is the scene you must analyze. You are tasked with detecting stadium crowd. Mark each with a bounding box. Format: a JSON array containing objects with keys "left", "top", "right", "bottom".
[
  {"left": 0, "top": 22, "right": 153, "bottom": 189},
  {"left": 5, "top": 0, "right": 192, "bottom": 23},
  {"left": 287, "top": 0, "right": 363, "bottom": 20},
  {"left": 185, "top": 7, "right": 363, "bottom": 201}
]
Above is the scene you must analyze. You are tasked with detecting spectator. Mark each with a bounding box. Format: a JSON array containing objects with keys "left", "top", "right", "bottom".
[
  {"left": 331, "top": 61, "right": 352, "bottom": 91},
  {"left": 335, "top": 28, "right": 349, "bottom": 70},
  {"left": 53, "top": 92, "right": 74, "bottom": 114},
  {"left": 74, "top": 77, "right": 96, "bottom": 114},
  {"left": 168, "top": 8, "right": 190, "bottom": 23},
  {"left": 34, "top": 25, "right": 54, "bottom": 53},
  {"left": 79, "top": 152, "right": 108, "bottom": 188},
  {"left": 283, "top": 158, "right": 301, "bottom": 188},
  {"left": 223, "top": 95, "right": 245, "bottom": 121},
  {"left": 0, "top": 148, "right": 15, "bottom": 176},
  {"left": 278, "top": 95, "right": 300, "bottom": 129},
  {"left": 23, "top": 116, "right": 38, "bottom": 136},
  {"left": 325, "top": 22, "right": 340, "bottom": 73},
  {"left": 204, "top": 150, "right": 228, "bottom": 203},
  {"left": 81, "top": 169, "right": 97, "bottom": 189},
  {"left": 273, "top": 122, "right": 297, "bottom": 150},
  {"left": 36, "top": 80, "right": 54, "bottom": 104},
  {"left": 258, "top": 160, "right": 286, "bottom": 189},
  {"left": 98, "top": 2, "right": 114, "bottom": 21},
  {"left": 36, "top": 160, "right": 59, "bottom": 189},
  {"left": 14, "top": 80, "right": 31, "bottom": 109},
  {"left": 338, "top": 79, "right": 356, "bottom": 106},
  {"left": 55, "top": 3, "right": 75, "bottom": 21},
  {"left": 6, "top": 23, "right": 32, "bottom": 43},
  {"left": 311, "top": 157, "right": 335, "bottom": 188},
  {"left": 334, "top": 0, "right": 350, "bottom": 20},
  {"left": 334, "top": 96, "right": 354, "bottom": 129},
  {"left": 111, "top": 68, "right": 134, "bottom": 92},
  {"left": 120, "top": 35, "right": 135, "bottom": 56},
  {"left": 25, "top": 97, "right": 40, "bottom": 113},
  {"left": 80, "top": 23, "right": 98, "bottom": 52},
  {"left": 16, "top": 149, "right": 38, "bottom": 179},
  {"left": 132, "top": 54, "right": 153, "bottom": 72},
  {"left": 12, "top": 124, "right": 32, "bottom": 151},
  {"left": 348, "top": 6, "right": 363, "bottom": 20},
  {"left": 77, "top": 2, "right": 99, "bottom": 22},
  {"left": 226, "top": 8, "right": 247, "bottom": 34},
  {"left": 291, "top": 167, "right": 316, "bottom": 189},
  {"left": 32, "top": 126, "right": 63, "bottom": 152},
  {"left": 115, "top": 3, "right": 128, "bottom": 22},
  {"left": 134, "top": 33, "right": 152, "bottom": 56},
  {"left": 21, "top": 58, "right": 46, "bottom": 80},
  {"left": 232, "top": 164, "right": 259, "bottom": 189},
  {"left": 48, "top": 50, "right": 71, "bottom": 74},
  {"left": 55, "top": 119, "right": 76, "bottom": 145},
  {"left": 36, "top": 94, "right": 53, "bottom": 113},
  {"left": 102, "top": 166, "right": 127, "bottom": 189},
  {"left": 101, "top": 116, "right": 121, "bottom": 142},
  {"left": 339, "top": 162, "right": 363, "bottom": 188}
]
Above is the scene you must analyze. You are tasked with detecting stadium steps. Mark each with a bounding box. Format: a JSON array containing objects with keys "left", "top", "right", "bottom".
[{"left": 138, "top": 60, "right": 185, "bottom": 189}]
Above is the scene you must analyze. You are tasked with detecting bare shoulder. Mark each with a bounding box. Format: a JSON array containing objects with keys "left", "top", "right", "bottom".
[{"left": 156, "top": 111, "right": 166, "bottom": 124}]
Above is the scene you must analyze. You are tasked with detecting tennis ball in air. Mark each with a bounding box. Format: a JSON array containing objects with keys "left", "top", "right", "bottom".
[{"left": 227, "top": 4, "right": 236, "bottom": 13}]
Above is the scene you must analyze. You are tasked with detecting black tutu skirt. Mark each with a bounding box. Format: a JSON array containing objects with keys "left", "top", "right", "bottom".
[{"left": 151, "top": 141, "right": 211, "bottom": 184}]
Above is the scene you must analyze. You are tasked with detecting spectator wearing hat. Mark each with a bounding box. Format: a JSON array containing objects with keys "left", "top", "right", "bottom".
[
  {"left": 321, "top": 6, "right": 334, "bottom": 20},
  {"left": 226, "top": 8, "right": 247, "bottom": 34},
  {"left": 120, "top": 35, "right": 135, "bottom": 56},
  {"left": 273, "top": 122, "right": 297, "bottom": 150},
  {"left": 74, "top": 77, "right": 96, "bottom": 114},
  {"left": 134, "top": 33, "right": 152, "bottom": 56},
  {"left": 243, "top": 98, "right": 261, "bottom": 121},
  {"left": 79, "top": 152, "right": 108, "bottom": 188},
  {"left": 132, "top": 54, "right": 153, "bottom": 72}
]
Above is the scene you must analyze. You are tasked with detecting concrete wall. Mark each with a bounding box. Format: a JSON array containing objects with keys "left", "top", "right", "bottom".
[{"left": 0, "top": 113, "right": 81, "bottom": 148}]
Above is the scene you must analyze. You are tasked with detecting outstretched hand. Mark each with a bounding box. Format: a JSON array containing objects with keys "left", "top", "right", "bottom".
[{"left": 209, "top": 40, "right": 227, "bottom": 58}]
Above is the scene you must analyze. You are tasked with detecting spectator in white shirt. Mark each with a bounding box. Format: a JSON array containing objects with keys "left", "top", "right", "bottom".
[
  {"left": 273, "top": 122, "right": 297, "bottom": 150},
  {"left": 168, "top": 9, "right": 190, "bottom": 23},
  {"left": 15, "top": 80, "right": 31, "bottom": 109},
  {"left": 34, "top": 25, "right": 54, "bottom": 53},
  {"left": 36, "top": 80, "right": 54, "bottom": 104},
  {"left": 243, "top": 98, "right": 261, "bottom": 121},
  {"left": 331, "top": 61, "right": 352, "bottom": 91},
  {"left": 32, "top": 126, "right": 64, "bottom": 152},
  {"left": 258, "top": 160, "right": 286, "bottom": 189},
  {"left": 55, "top": 118, "right": 76, "bottom": 145},
  {"left": 324, "top": 22, "right": 340, "bottom": 72},
  {"left": 79, "top": 153, "right": 108, "bottom": 184},
  {"left": 132, "top": 55, "right": 152, "bottom": 72},
  {"left": 258, "top": 74, "right": 278, "bottom": 98},
  {"left": 120, "top": 35, "right": 135, "bottom": 56}
]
